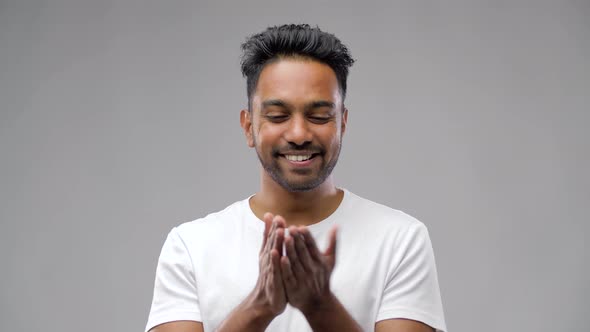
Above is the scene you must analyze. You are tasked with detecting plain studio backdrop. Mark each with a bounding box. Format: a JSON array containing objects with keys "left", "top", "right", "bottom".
[{"left": 1, "top": 1, "right": 588, "bottom": 331}]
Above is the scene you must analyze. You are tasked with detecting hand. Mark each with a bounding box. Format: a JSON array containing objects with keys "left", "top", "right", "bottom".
[
  {"left": 248, "top": 213, "right": 287, "bottom": 317},
  {"left": 280, "top": 224, "right": 338, "bottom": 314}
]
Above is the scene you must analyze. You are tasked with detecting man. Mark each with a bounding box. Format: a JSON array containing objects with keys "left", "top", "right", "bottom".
[{"left": 145, "top": 24, "right": 446, "bottom": 332}]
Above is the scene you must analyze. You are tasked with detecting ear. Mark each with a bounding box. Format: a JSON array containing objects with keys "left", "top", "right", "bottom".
[
  {"left": 240, "top": 109, "right": 255, "bottom": 147},
  {"left": 341, "top": 107, "right": 348, "bottom": 136}
]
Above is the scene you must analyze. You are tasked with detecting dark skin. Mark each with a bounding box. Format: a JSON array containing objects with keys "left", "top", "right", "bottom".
[{"left": 150, "top": 59, "right": 434, "bottom": 332}]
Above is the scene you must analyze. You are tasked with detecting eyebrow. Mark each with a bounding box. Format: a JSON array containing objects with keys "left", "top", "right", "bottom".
[
  {"left": 306, "top": 100, "right": 336, "bottom": 111},
  {"left": 261, "top": 99, "right": 336, "bottom": 111},
  {"left": 261, "top": 99, "right": 289, "bottom": 109}
]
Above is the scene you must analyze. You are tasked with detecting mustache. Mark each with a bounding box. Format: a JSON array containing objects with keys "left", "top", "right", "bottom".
[{"left": 272, "top": 143, "right": 324, "bottom": 156}]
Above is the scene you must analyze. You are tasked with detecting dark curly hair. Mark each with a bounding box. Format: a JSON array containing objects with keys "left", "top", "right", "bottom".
[{"left": 240, "top": 24, "right": 355, "bottom": 109}]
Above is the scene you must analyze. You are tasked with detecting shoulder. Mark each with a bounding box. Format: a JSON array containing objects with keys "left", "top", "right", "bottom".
[
  {"left": 343, "top": 190, "right": 426, "bottom": 232},
  {"left": 171, "top": 197, "right": 250, "bottom": 244}
]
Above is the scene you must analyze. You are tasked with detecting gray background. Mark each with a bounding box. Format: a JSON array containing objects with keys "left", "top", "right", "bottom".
[{"left": 1, "top": 1, "right": 588, "bottom": 331}]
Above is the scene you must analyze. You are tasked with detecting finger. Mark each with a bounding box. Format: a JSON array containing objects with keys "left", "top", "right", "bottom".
[
  {"left": 280, "top": 255, "right": 297, "bottom": 291},
  {"left": 293, "top": 227, "right": 315, "bottom": 272},
  {"left": 265, "top": 220, "right": 277, "bottom": 257},
  {"left": 271, "top": 248, "right": 284, "bottom": 289},
  {"left": 273, "top": 215, "right": 286, "bottom": 229},
  {"left": 285, "top": 229, "right": 307, "bottom": 280},
  {"left": 272, "top": 227, "right": 284, "bottom": 257},
  {"left": 260, "top": 212, "right": 274, "bottom": 253},
  {"left": 273, "top": 215, "right": 287, "bottom": 256},
  {"left": 269, "top": 248, "right": 286, "bottom": 303},
  {"left": 259, "top": 221, "right": 276, "bottom": 271},
  {"left": 324, "top": 225, "right": 338, "bottom": 269},
  {"left": 299, "top": 227, "right": 323, "bottom": 263}
]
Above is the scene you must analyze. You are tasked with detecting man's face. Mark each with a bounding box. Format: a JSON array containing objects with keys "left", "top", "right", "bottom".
[{"left": 240, "top": 58, "right": 348, "bottom": 192}]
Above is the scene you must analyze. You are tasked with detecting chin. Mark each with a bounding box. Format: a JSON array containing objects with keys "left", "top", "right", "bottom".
[
  {"left": 278, "top": 177, "right": 326, "bottom": 192},
  {"left": 283, "top": 184, "right": 318, "bottom": 192}
]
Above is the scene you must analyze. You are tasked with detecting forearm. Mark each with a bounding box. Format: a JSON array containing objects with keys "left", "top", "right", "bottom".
[
  {"left": 302, "top": 293, "right": 363, "bottom": 332},
  {"left": 216, "top": 294, "right": 276, "bottom": 332}
]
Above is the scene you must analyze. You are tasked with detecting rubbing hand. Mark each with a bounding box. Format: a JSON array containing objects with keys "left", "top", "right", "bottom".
[
  {"left": 251, "top": 213, "right": 287, "bottom": 317},
  {"left": 280, "top": 224, "right": 338, "bottom": 314}
]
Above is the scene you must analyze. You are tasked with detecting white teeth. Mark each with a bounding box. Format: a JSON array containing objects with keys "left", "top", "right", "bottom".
[{"left": 285, "top": 155, "right": 312, "bottom": 162}]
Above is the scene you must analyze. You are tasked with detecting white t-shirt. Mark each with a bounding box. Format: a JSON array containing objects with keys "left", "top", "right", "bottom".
[{"left": 145, "top": 189, "right": 447, "bottom": 332}]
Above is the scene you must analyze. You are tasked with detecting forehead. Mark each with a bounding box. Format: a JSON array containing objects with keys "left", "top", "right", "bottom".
[{"left": 253, "top": 58, "right": 341, "bottom": 106}]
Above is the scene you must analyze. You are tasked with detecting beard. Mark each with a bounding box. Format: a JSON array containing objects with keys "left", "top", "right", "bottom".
[{"left": 253, "top": 137, "right": 342, "bottom": 192}]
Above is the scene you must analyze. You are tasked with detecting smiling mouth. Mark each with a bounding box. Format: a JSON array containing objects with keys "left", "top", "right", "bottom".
[
  {"left": 278, "top": 152, "right": 322, "bottom": 165},
  {"left": 284, "top": 154, "right": 313, "bottom": 162}
]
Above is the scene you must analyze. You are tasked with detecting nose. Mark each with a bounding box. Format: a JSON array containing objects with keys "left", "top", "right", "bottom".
[{"left": 284, "top": 114, "right": 312, "bottom": 146}]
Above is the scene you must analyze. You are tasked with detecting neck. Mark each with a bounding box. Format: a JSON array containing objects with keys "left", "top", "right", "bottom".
[{"left": 249, "top": 169, "right": 344, "bottom": 226}]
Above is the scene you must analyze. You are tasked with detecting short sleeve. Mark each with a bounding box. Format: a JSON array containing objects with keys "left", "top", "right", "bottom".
[
  {"left": 145, "top": 227, "right": 201, "bottom": 332},
  {"left": 377, "top": 222, "right": 447, "bottom": 332}
]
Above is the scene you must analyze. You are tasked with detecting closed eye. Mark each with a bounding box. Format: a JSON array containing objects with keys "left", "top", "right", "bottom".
[
  {"left": 309, "top": 116, "right": 332, "bottom": 124},
  {"left": 265, "top": 115, "right": 289, "bottom": 123}
]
